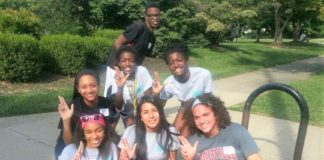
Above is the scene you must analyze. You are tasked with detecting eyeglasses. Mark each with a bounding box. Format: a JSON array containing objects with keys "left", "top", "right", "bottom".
[
  {"left": 146, "top": 13, "right": 160, "bottom": 18},
  {"left": 80, "top": 114, "right": 106, "bottom": 128}
]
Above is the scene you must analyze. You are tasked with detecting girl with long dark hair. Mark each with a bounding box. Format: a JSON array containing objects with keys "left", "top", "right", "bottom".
[
  {"left": 118, "top": 95, "right": 179, "bottom": 160},
  {"left": 55, "top": 68, "right": 119, "bottom": 159}
]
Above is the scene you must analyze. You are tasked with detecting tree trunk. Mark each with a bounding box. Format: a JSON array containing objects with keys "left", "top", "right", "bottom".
[
  {"left": 256, "top": 28, "right": 261, "bottom": 42},
  {"left": 293, "top": 20, "right": 301, "bottom": 42},
  {"left": 273, "top": 2, "right": 293, "bottom": 43},
  {"left": 274, "top": 2, "right": 282, "bottom": 43}
]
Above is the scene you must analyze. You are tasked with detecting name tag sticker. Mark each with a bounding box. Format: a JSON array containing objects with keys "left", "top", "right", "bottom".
[
  {"left": 100, "top": 108, "right": 109, "bottom": 116},
  {"left": 223, "top": 146, "right": 235, "bottom": 154}
]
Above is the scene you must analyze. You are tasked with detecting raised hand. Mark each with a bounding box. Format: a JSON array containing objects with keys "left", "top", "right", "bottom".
[
  {"left": 152, "top": 71, "right": 163, "bottom": 95},
  {"left": 114, "top": 66, "right": 129, "bottom": 87},
  {"left": 72, "top": 141, "right": 84, "bottom": 160},
  {"left": 179, "top": 136, "right": 198, "bottom": 160},
  {"left": 119, "top": 138, "right": 137, "bottom": 160},
  {"left": 57, "top": 96, "right": 74, "bottom": 121}
]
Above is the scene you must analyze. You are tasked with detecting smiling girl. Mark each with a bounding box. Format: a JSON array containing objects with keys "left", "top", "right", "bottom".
[
  {"left": 118, "top": 95, "right": 179, "bottom": 160},
  {"left": 59, "top": 114, "right": 118, "bottom": 160},
  {"left": 55, "top": 69, "right": 119, "bottom": 159}
]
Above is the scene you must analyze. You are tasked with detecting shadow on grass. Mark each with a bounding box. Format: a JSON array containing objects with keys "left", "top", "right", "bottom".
[{"left": 189, "top": 43, "right": 252, "bottom": 59}]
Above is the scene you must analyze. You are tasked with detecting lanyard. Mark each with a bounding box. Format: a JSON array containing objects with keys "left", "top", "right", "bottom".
[
  {"left": 132, "top": 79, "right": 137, "bottom": 112},
  {"left": 126, "top": 79, "right": 137, "bottom": 113}
]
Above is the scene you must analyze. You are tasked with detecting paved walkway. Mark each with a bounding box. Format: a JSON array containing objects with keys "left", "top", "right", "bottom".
[{"left": 0, "top": 56, "right": 323, "bottom": 160}]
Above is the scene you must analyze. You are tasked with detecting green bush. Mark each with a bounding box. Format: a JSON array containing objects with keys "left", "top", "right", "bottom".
[
  {"left": 40, "top": 35, "right": 86, "bottom": 75},
  {"left": 0, "top": 33, "right": 41, "bottom": 82},
  {"left": 93, "top": 29, "right": 123, "bottom": 40},
  {"left": 40, "top": 34, "right": 112, "bottom": 75},
  {"left": 0, "top": 9, "right": 42, "bottom": 38},
  {"left": 83, "top": 36, "right": 112, "bottom": 66},
  {"left": 154, "top": 26, "right": 182, "bottom": 57}
]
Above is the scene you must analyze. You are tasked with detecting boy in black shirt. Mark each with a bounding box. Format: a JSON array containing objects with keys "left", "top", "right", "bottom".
[{"left": 107, "top": 1, "right": 160, "bottom": 67}]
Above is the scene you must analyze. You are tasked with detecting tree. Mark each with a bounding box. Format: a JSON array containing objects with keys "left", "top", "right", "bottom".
[
  {"left": 87, "top": 0, "right": 144, "bottom": 28},
  {"left": 0, "top": 9, "right": 42, "bottom": 38},
  {"left": 0, "top": 0, "right": 79, "bottom": 35},
  {"left": 272, "top": 1, "right": 293, "bottom": 43},
  {"left": 270, "top": 0, "right": 323, "bottom": 43},
  {"left": 197, "top": 1, "right": 256, "bottom": 45},
  {"left": 246, "top": 2, "right": 273, "bottom": 42},
  {"left": 291, "top": 0, "right": 322, "bottom": 42}
]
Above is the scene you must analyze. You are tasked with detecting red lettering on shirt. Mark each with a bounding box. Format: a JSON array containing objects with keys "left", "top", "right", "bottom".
[{"left": 195, "top": 147, "right": 238, "bottom": 160}]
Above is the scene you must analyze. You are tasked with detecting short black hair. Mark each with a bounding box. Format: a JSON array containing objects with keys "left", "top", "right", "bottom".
[
  {"left": 115, "top": 45, "right": 138, "bottom": 62},
  {"left": 163, "top": 42, "right": 189, "bottom": 64},
  {"left": 145, "top": 1, "right": 160, "bottom": 13}
]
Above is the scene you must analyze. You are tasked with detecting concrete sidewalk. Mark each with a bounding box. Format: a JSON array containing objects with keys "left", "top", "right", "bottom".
[{"left": 0, "top": 55, "right": 323, "bottom": 160}]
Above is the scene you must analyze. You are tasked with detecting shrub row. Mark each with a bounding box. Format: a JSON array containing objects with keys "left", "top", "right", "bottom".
[
  {"left": 0, "top": 33, "right": 41, "bottom": 82},
  {"left": 0, "top": 33, "right": 113, "bottom": 82},
  {"left": 40, "top": 35, "right": 112, "bottom": 75},
  {"left": 0, "top": 9, "right": 43, "bottom": 38}
]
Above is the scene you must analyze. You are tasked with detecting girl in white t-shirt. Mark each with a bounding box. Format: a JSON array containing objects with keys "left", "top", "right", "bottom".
[
  {"left": 59, "top": 113, "right": 118, "bottom": 160},
  {"left": 104, "top": 46, "right": 153, "bottom": 128},
  {"left": 119, "top": 95, "right": 180, "bottom": 160}
]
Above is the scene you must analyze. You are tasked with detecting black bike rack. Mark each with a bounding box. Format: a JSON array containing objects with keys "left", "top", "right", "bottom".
[{"left": 242, "top": 83, "right": 309, "bottom": 160}]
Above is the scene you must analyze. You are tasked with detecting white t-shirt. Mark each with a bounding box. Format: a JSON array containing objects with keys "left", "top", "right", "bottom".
[
  {"left": 160, "top": 67, "right": 213, "bottom": 101},
  {"left": 119, "top": 125, "right": 180, "bottom": 160},
  {"left": 58, "top": 143, "right": 118, "bottom": 160},
  {"left": 104, "top": 66, "right": 153, "bottom": 114}
]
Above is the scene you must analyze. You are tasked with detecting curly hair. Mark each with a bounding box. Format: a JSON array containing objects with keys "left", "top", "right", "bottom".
[{"left": 185, "top": 93, "right": 231, "bottom": 135}]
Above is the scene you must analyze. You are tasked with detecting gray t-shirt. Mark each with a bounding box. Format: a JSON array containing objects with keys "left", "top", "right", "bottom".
[
  {"left": 59, "top": 143, "right": 118, "bottom": 160},
  {"left": 188, "top": 123, "right": 259, "bottom": 160},
  {"left": 119, "top": 125, "right": 180, "bottom": 160},
  {"left": 160, "top": 67, "right": 213, "bottom": 101}
]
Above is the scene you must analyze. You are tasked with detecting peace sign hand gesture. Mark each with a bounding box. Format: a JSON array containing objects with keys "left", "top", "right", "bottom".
[
  {"left": 179, "top": 136, "right": 198, "bottom": 160},
  {"left": 72, "top": 141, "right": 84, "bottom": 160},
  {"left": 57, "top": 96, "right": 74, "bottom": 121},
  {"left": 152, "top": 71, "right": 163, "bottom": 95},
  {"left": 119, "top": 138, "right": 137, "bottom": 160},
  {"left": 114, "top": 66, "right": 129, "bottom": 87}
]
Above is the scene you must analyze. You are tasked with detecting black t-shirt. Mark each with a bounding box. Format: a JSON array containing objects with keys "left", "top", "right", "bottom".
[
  {"left": 55, "top": 96, "right": 118, "bottom": 157},
  {"left": 106, "top": 21, "right": 155, "bottom": 67},
  {"left": 123, "top": 21, "right": 155, "bottom": 64},
  {"left": 57, "top": 96, "right": 118, "bottom": 131}
]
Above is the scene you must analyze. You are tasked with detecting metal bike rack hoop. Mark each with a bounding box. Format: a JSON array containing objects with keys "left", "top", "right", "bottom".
[{"left": 242, "top": 83, "right": 309, "bottom": 160}]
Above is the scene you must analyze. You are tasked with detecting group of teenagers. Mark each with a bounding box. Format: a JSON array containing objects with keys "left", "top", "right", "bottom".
[{"left": 54, "top": 1, "right": 262, "bottom": 160}]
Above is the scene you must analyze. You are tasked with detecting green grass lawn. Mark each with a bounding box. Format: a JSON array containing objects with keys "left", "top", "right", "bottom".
[
  {"left": 229, "top": 71, "right": 324, "bottom": 127},
  {"left": 310, "top": 38, "right": 324, "bottom": 44},
  {"left": 1, "top": 40, "right": 323, "bottom": 117},
  {"left": 0, "top": 89, "right": 72, "bottom": 117},
  {"left": 189, "top": 40, "right": 324, "bottom": 78}
]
